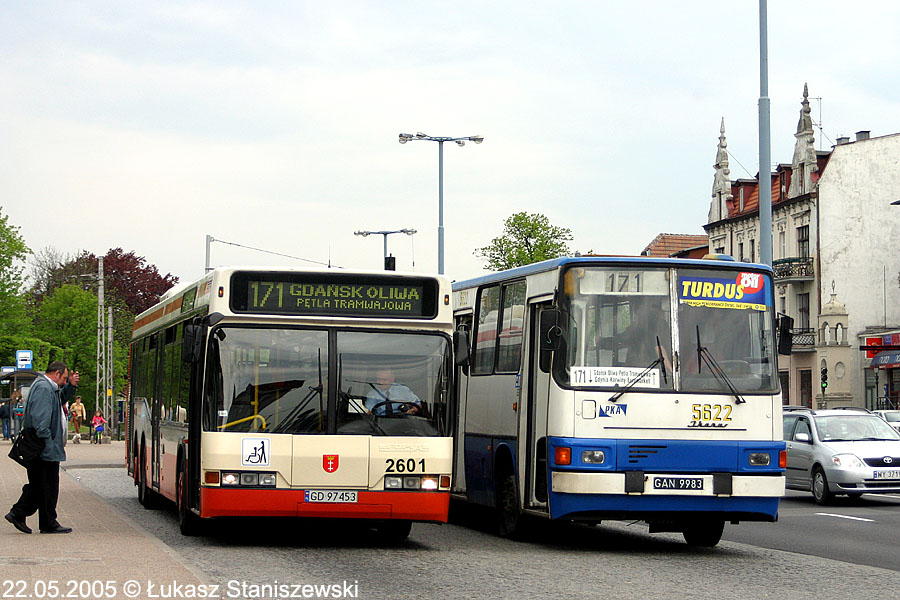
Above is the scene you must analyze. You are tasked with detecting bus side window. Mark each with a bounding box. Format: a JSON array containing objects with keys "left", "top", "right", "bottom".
[
  {"left": 497, "top": 281, "right": 526, "bottom": 373},
  {"left": 473, "top": 286, "right": 500, "bottom": 374}
]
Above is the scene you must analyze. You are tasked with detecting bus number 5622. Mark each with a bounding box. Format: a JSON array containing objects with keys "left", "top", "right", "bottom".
[{"left": 385, "top": 458, "right": 425, "bottom": 473}]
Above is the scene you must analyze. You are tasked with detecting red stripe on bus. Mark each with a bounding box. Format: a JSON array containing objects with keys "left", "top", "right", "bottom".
[
  {"left": 165, "top": 296, "right": 184, "bottom": 315},
  {"left": 133, "top": 306, "right": 166, "bottom": 332},
  {"left": 199, "top": 488, "right": 449, "bottom": 522}
]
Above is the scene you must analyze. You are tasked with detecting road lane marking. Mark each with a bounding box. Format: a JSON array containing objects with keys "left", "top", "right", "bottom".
[{"left": 815, "top": 513, "right": 875, "bottom": 522}]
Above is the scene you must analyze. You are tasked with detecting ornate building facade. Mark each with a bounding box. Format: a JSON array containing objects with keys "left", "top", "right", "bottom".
[{"left": 703, "top": 85, "right": 900, "bottom": 408}]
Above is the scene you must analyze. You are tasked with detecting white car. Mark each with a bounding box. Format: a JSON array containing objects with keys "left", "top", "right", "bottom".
[{"left": 872, "top": 410, "right": 900, "bottom": 433}]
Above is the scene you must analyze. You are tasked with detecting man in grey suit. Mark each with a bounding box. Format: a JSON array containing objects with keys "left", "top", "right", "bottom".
[{"left": 5, "top": 361, "right": 73, "bottom": 534}]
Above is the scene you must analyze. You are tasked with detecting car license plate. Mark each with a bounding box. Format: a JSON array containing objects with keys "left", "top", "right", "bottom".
[
  {"left": 873, "top": 470, "right": 900, "bottom": 480},
  {"left": 305, "top": 490, "right": 358, "bottom": 503},
  {"left": 653, "top": 477, "right": 704, "bottom": 491}
]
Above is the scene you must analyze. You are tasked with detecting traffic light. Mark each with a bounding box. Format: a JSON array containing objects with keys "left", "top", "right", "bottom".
[{"left": 821, "top": 367, "right": 828, "bottom": 389}]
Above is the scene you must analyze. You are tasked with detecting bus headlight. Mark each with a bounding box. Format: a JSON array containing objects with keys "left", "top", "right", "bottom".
[
  {"left": 220, "top": 471, "right": 276, "bottom": 487},
  {"left": 582, "top": 450, "right": 606, "bottom": 464},
  {"left": 749, "top": 453, "right": 771, "bottom": 466},
  {"left": 385, "top": 475, "right": 443, "bottom": 490}
]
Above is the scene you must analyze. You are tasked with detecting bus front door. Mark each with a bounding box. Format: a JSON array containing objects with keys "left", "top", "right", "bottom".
[{"left": 523, "top": 302, "right": 550, "bottom": 509}]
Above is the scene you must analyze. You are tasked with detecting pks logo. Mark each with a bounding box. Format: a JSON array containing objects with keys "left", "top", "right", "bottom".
[
  {"left": 323, "top": 454, "right": 340, "bottom": 473},
  {"left": 598, "top": 404, "right": 627, "bottom": 417}
]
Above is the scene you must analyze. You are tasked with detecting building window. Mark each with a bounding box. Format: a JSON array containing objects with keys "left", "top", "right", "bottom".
[
  {"left": 738, "top": 242, "right": 744, "bottom": 262},
  {"left": 739, "top": 188, "right": 745, "bottom": 212},
  {"left": 779, "top": 231, "right": 786, "bottom": 258},
  {"left": 714, "top": 246, "right": 725, "bottom": 255},
  {"left": 798, "top": 292, "right": 810, "bottom": 330},
  {"left": 798, "top": 225, "right": 809, "bottom": 258},
  {"left": 750, "top": 239, "right": 755, "bottom": 263}
]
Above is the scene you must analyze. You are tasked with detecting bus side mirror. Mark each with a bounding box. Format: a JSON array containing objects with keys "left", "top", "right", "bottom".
[
  {"left": 182, "top": 324, "right": 203, "bottom": 363},
  {"left": 539, "top": 309, "right": 562, "bottom": 373},
  {"left": 777, "top": 314, "right": 794, "bottom": 355},
  {"left": 540, "top": 309, "right": 562, "bottom": 351},
  {"left": 453, "top": 330, "right": 470, "bottom": 368}
]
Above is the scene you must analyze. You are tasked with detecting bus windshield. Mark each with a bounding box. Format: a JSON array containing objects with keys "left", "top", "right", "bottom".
[
  {"left": 559, "top": 265, "right": 778, "bottom": 394},
  {"left": 204, "top": 327, "right": 451, "bottom": 436},
  {"left": 676, "top": 268, "right": 778, "bottom": 393}
]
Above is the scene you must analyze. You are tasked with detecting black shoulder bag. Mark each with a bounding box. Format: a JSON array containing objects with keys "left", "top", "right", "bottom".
[{"left": 8, "top": 427, "right": 44, "bottom": 468}]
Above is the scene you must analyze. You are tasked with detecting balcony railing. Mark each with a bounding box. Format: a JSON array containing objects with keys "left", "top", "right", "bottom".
[
  {"left": 791, "top": 328, "right": 816, "bottom": 347},
  {"left": 773, "top": 257, "right": 814, "bottom": 280}
]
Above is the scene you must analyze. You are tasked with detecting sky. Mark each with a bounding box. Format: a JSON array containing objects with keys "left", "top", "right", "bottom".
[{"left": 3, "top": 1, "right": 900, "bottom": 288}]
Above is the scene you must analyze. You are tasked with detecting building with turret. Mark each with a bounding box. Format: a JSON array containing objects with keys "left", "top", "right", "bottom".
[{"left": 703, "top": 84, "right": 900, "bottom": 408}]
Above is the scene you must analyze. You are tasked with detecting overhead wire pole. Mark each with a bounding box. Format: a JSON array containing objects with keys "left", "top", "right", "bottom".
[
  {"left": 354, "top": 228, "right": 417, "bottom": 270},
  {"left": 758, "top": 0, "right": 773, "bottom": 266},
  {"left": 204, "top": 235, "right": 340, "bottom": 272},
  {"left": 95, "top": 258, "right": 106, "bottom": 421},
  {"left": 399, "top": 132, "right": 483, "bottom": 275},
  {"left": 107, "top": 305, "right": 114, "bottom": 437}
]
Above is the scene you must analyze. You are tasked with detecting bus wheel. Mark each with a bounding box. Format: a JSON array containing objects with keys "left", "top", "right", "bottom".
[
  {"left": 177, "top": 466, "right": 201, "bottom": 536},
  {"left": 682, "top": 520, "right": 724, "bottom": 547},
  {"left": 496, "top": 472, "right": 522, "bottom": 537},
  {"left": 375, "top": 520, "right": 412, "bottom": 544},
  {"left": 137, "top": 446, "right": 159, "bottom": 510}
]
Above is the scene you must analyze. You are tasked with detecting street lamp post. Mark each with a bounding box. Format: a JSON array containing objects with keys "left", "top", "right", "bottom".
[
  {"left": 399, "top": 132, "right": 483, "bottom": 275},
  {"left": 354, "top": 228, "right": 417, "bottom": 270}
]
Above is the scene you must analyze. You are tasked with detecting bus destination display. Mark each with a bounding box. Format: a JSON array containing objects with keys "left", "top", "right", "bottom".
[{"left": 231, "top": 272, "right": 437, "bottom": 318}]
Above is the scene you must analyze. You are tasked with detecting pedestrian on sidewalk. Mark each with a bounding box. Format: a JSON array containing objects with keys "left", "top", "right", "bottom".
[
  {"left": 5, "top": 361, "right": 73, "bottom": 535},
  {"left": 0, "top": 399, "right": 10, "bottom": 440},
  {"left": 91, "top": 411, "right": 107, "bottom": 445},
  {"left": 70, "top": 396, "right": 86, "bottom": 442}
]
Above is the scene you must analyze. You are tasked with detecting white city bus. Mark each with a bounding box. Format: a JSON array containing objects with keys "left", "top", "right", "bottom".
[
  {"left": 127, "top": 267, "right": 454, "bottom": 540},
  {"left": 452, "top": 256, "right": 791, "bottom": 546}
]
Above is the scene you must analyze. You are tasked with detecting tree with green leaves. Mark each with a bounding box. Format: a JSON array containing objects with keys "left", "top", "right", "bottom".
[
  {"left": 0, "top": 207, "right": 31, "bottom": 334},
  {"left": 475, "top": 212, "right": 573, "bottom": 271},
  {"left": 32, "top": 284, "right": 127, "bottom": 413}
]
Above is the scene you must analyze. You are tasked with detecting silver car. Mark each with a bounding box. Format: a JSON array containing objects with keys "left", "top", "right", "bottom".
[
  {"left": 783, "top": 409, "right": 900, "bottom": 504},
  {"left": 872, "top": 410, "right": 900, "bottom": 433}
]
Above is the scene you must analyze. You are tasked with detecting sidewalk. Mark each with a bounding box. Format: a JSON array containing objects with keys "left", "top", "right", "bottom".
[{"left": 0, "top": 438, "right": 208, "bottom": 597}]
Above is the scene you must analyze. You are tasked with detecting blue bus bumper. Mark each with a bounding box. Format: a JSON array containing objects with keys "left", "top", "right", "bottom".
[{"left": 547, "top": 437, "right": 785, "bottom": 523}]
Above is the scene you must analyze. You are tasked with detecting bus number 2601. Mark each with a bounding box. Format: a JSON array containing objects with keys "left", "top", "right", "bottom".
[{"left": 385, "top": 458, "right": 426, "bottom": 473}]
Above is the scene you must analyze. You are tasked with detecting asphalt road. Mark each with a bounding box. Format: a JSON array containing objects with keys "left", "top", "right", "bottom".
[
  {"left": 723, "top": 489, "right": 900, "bottom": 572},
  {"left": 67, "top": 466, "right": 900, "bottom": 600}
]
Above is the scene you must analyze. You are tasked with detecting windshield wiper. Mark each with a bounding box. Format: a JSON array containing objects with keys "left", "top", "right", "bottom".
[
  {"left": 695, "top": 326, "right": 746, "bottom": 405},
  {"left": 656, "top": 336, "right": 668, "bottom": 384},
  {"left": 340, "top": 387, "right": 388, "bottom": 436},
  {"left": 273, "top": 384, "right": 321, "bottom": 433},
  {"left": 608, "top": 357, "right": 664, "bottom": 403}
]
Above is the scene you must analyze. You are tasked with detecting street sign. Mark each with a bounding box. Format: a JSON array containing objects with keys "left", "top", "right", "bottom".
[{"left": 16, "top": 350, "right": 32, "bottom": 370}]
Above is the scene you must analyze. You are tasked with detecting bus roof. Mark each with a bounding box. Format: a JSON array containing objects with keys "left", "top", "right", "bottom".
[{"left": 451, "top": 255, "right": 774, "bottom": 291}]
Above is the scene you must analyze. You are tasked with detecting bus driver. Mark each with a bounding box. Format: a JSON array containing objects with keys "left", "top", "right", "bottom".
[{"left": 365, "top": 367, "right": 422, "bottom": 416}]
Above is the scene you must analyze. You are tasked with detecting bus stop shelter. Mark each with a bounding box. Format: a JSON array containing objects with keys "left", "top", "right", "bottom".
[{"left": 0, "top": 369, "right": 42, "bottom": 436}]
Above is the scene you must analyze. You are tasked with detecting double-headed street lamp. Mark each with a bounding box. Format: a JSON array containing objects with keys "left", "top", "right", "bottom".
[
  {"left": 399, "top": 132, "right": 483, "bottom": 275},
  {"left": 354, "top": 228, "right": 417, "bottom": 271}
]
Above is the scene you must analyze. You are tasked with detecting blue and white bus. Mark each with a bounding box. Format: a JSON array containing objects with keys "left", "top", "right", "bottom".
[{"left": 451, "top": 256, "right": 791, "bottom": 545}]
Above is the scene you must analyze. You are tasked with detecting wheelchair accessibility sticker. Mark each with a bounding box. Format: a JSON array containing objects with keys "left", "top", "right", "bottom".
[{"left": 242, "top": 438, "right": 270, "bottom": 466}]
